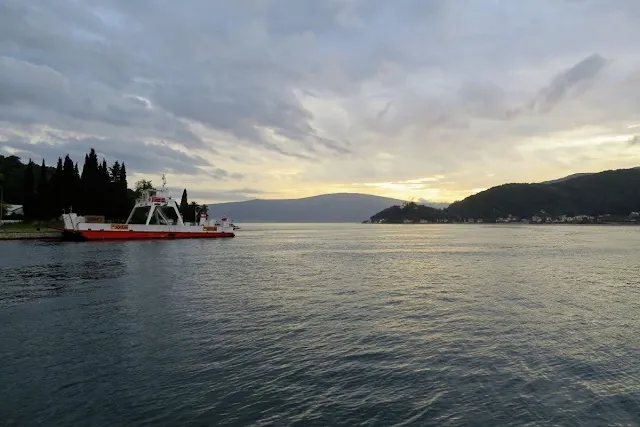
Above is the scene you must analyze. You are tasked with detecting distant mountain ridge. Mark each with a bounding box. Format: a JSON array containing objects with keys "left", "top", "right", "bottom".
[
  {"left": 208, "top": 193, "right": 407, "bottom": 223},
  {"left": 540, "top": 167, "right": 640, "bottom": 184},
  {"left": 540, "top": 172, "right": 594, "bottom": 184}
]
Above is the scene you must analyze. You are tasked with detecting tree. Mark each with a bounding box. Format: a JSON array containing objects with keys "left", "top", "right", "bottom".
[
  {"left": 116, "top": 163, "right": 131, "bottom": 219},
  {"left": 0, "top": 156, "right": 28, "bottom": 205},
  {"left": 36, "top": 159, "right": 50, "bottom": 220},
  {"left": 22, "top": 160, "right": 36, "bottom": 219},
  {"left": 119, "top": 163, "right": 128, "bottom": 188},
  {"left": 58, "top": 155, "right": 76, "bottom": 212},
  {"left": 135, "top": 179, "right": 154, "bottom": 196},
  {"left": 180, "top": 189, "right": 188, "bottom": 214},
  {"left": 0, "top": 172, "right": 6, "bottom": 219},
  {"left": 51, "top": 157, "right": 63, "bottom": 214},
  {"left": 79, "top": 149, "right": 101, "bottom": 214},
  {"left": 184, "top": 201, "right": 199, "bottom": 223},
  {"left": 110, "top": 161, "right": 121, "bottom": 182}
]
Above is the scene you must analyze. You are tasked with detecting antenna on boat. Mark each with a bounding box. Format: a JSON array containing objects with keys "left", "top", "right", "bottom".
[{"left": 161, "top": 172, "right": 167, "bottom": 193}]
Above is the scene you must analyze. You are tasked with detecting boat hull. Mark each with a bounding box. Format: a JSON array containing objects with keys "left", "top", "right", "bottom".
[{"left": 63, "top": 229, "right": 235, "bottom": 241}]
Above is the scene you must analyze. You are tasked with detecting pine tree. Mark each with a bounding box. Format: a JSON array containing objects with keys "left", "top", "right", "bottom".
[
  {"left": 81, "top": 154, "right": 90, "bottom": 180},
  {"left": 119, "top": 163, "right": 127, "bottom": 187},
  {"left": 22, "top": 160, "right": 35, "bottom": 219},
  {"left": 100, "top": 158, "right": 110, "bottom": 216},
  {"left": 36, "top": 159, "right": 49, "bottom": 220},
  {"left": 180, "top": 189, "right": 188, "bottom": 216},
  {"left": 186, "top": 201, "right": 199, "bottom": 223},
  {"left": 62, "top": 155, "right": 75, "bottom": 211},
  {"left": 50, "top": 157, "right": 63, "bottom": 218},
  {"left": 118, "top": 163, "right": 131, "bottom": 219},
  {"left": 80, "top": 149, "right": 100, "bottom": 214},
  {"left": 110, "top": 161, "right": 121, "bottom": 182}
]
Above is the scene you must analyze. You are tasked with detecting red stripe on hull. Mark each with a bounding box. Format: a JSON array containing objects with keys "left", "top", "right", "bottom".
[{"left": 64, "top": 230, "right": 235, "bottom": 241}]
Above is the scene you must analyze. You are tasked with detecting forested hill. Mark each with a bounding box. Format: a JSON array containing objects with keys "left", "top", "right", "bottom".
[
  {"left": 369, "top": 166, "right": 640, "bottom": 222},
  {"left": 369, "top": 202, "right": 447, "bottom": 223},
  {"left": 446, "top": 167, "right": 640, "bottom": 219}
]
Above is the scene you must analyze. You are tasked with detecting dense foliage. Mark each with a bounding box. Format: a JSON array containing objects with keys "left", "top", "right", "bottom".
[
  {"left": 0, "top": 150, "right": 131, "bottom": 220},
  {"left": 370, "top": 201, "right": 449, "bottom": 223},
  {"left": 0, "top": 150, "right": 207, "bottom": 222},
  {"left": 370, "top": 167, "right": 640, "bottom": 222}
]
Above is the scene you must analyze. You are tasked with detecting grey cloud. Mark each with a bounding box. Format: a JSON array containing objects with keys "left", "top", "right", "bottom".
[
  {"left": 630, "top": 135, "right": 640, "bottom": 146},
  {"left": 529, "top": 54, "right": 608, "bottom": 113},
  {"left": 0, "top": 135, "right": 218, "bottom": 176},
  {"left": 1, "top": 0, "right": 640, "bottom": 188},
  {"left": 0, "top": 57, "right": 69, "bottom": 106},
  {"left": 166, "top": 187, "right": 267, "bottom": 203}
]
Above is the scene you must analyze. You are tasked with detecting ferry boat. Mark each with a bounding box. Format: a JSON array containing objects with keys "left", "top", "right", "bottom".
[{"left": 59, "top": 179, "right": 235, "bottom": 241}]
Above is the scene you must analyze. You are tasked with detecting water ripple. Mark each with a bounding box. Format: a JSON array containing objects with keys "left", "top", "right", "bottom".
[{"left": 0, "top": 224, "right": 639, "bottom": 426}]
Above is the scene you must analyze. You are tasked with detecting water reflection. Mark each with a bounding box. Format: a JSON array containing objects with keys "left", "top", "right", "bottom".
[{"left": 0, "top": 241, "right": 128, "bottom": 304}]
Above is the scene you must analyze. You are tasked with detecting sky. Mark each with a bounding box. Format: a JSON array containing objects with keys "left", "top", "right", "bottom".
[{"left": 1, "top": 0, "right": 639, "bottom": 205}]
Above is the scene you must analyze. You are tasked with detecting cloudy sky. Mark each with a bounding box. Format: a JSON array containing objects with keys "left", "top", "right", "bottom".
[{"left": 1, "top": 0, "right": 639, "bottom": 204}]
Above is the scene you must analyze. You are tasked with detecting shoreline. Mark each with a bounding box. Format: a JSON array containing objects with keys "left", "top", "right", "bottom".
[
  {"left": 0, "top": 231, "right": 62, "bottom": 240},
  {"left": 365, "top": 222, "right": 640, "bottom": 226}
]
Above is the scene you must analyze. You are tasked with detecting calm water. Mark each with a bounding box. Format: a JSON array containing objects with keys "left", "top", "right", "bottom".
[{"left": 1, "top": 224, "right": 639, "bottom": 426}]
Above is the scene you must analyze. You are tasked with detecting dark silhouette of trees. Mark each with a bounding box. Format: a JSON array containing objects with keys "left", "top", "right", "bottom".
[
  {"left": 370, "top": 203, "right": 447, "bottom": 223},
  {"left": 0, "top": 149, "right": 148, "bottom": 221},
  {"left": 180, "top": 189, "right": 188, "bottom": 215},
  {"left": 22, "top": 160, "right": 36, "bottom": 219},
  {"left": 134, "top": 179, "right": 154, "bottom": 196},
  {"left": 35, "top": 159, "right": 49, "bottom": 220}
]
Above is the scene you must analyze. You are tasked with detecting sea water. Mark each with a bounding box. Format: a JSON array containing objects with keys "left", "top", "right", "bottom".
[{"left": 1, "top": 224, "right": 639, "bottom": 426}]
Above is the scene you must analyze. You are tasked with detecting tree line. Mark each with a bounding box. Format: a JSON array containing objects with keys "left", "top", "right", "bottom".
[{"left": 0, "top": 149, "right": 209, "bottom": 222}]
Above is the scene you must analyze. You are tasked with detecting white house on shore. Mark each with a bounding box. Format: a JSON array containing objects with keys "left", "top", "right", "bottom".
[
  {"left": 1, "top": 205, "right": 24, "bottom": 224},
  {"left": 7, "top": 204, "right": 24, "bottom": 216}
]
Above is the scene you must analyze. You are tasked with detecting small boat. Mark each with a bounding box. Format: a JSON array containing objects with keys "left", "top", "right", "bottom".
[{"left": 60, "top": 179, "right": 235, "bottom": 241}]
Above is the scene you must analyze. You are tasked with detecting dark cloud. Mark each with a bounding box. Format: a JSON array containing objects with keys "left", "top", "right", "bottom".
[
  {"left": 166, "top": 186, "right": 267, "bottom": 204},
  {"left": 529, "top": 54, "right": 608, "bottom": 113},
  {"left": 0, "top": 135, "right": 220, "bottom": 176}
]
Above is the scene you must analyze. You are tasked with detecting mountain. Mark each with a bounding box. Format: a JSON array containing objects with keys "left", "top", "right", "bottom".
[
  {"left": 540, "top": 172, "right": 593, "bottom": 184},
  {"left": 446, "top": 167, "right": 640, "bottom": 219},
  {"left": 540, "top": 167, "right": 640, "bottom": 185},
  {"left": 208, "top": 193, "right": 405, "bottom": 222}
]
